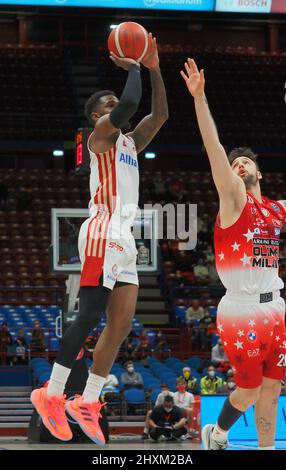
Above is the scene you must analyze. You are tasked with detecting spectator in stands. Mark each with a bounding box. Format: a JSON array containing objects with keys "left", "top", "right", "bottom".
[
  {"left": 185, "top": 299, "right": 205, "bottom": 325},
  {"left": 200, "top": 309, "right": 217, "bottom": 350},
  {"left": 217, "top": 377, "right": 236, "bottom": 395},
  {"left": 142, "top": 384, "right": 174, "bottom": 439},
  {"left": 0, "top": 322, "right": 13, "bottom": 365},
  {"left": 121, "top": 361, "right": 143, "bottom": 390},
  {"left": 200, "top": 366, "right": 224, "bottom": 395},
  {"left": 101, "top": 373, "right": 119, "bottom": 401},
  {"left": 30, "top": 320, "right": 45, "bottom": 353},
  {"left": 149, "top": 395, "right": 188, "bottom": 442},
  {"left": 153, "top": 330, "right": 169, "bottom": 353},
  {"left": 211, "top": 338, "right": 229, "bottom": 370},
  {"left": 121, "top": 337, "right": 137, "bottom": 365},
  {"left": 136, "top": 329, "right": 150, "bottom": 358},
  {"left": 179, "top": 366, "right": 200, "bottom": 395},
  {"left": 173, "top": 378, "right": 194, "bottom": 430},
  {"left": 14, "top": 329, "right": 28, "bottom": 365},
  {"left": 193, "top": 258, "right": 210, "bottom": 285}
]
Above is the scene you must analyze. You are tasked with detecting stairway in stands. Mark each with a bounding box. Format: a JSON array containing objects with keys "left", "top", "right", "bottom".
[
  {"left": 0, "top": 387, "right": 33, "bottom": 436},
  {"left": 137, "top": 275, "right": 170, "bottom": 326}
]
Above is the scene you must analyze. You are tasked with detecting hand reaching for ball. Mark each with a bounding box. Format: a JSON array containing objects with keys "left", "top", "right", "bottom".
[
  {"left": 141, "top": 33, "right": 159, "bottom": 70},
  {"left": 109, "top": 52, "right": 139, "bottom": 71}
]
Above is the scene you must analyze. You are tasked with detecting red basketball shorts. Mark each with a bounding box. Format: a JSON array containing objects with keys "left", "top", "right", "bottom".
[{"left": 217, "top": 291, "right": 286, "bottom": 388}]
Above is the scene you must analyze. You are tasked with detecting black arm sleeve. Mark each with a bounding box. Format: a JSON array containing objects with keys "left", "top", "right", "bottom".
[{"left": 109, "top": 64, "right": 142, "bottom": 129}]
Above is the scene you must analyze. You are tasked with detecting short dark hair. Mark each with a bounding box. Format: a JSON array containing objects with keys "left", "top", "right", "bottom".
[
  {"left": 164, "top": 395, "right": 174, "bottom": 403},
  {"left": 228, "top": 147, "right": 259, "bottom": 170},
  {"left": 84, "top": 90, "right": 116, "bottom": 123}
]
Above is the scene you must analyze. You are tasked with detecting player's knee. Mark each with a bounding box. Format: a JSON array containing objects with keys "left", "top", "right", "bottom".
[
  {"left": 260, "top": 380, "right": 281, "bottom": 399},
  {"left": 108, "top": 316, "right": 133, "bottom": 337}
]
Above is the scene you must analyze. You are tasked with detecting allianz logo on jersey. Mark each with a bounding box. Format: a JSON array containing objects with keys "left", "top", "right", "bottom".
[{"left": 119, "top": 153, "right": 138, "bottom": 168}]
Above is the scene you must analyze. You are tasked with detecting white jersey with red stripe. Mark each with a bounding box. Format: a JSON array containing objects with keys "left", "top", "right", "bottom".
[
  {"left": 78, "top": 131, "right": 139, "bottom": 289},
  {"left": 88, "top": 131, "right": 139, "bottom": 230},
  {"left": 214, "top": 192, "right": 286, "bottom": 295}
]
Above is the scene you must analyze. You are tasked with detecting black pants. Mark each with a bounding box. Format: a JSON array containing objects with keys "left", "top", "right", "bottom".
[{"left": 149, "top": 427, "right": 187, "bottom": 441}]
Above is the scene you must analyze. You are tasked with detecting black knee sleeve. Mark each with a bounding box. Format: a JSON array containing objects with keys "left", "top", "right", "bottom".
[{"left": 56, "top": 285, "right": 111, "bottom": 368}]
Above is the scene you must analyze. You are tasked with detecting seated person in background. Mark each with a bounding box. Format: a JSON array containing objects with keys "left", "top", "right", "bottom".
[
  {"left": 121, "top": 336, "right": 137, "bottom": 365},
  {"left": 193, "top": 258, "right": 210, "bottom": 285},
  {"left": 200, "top": 366, "right": 224, "bottom": 395},
  {"left": 153, "top": 330, "right": 169, "bottom": 353},
  {"left": 101, "top": 373, "right": 120, "bottom": 414},
  {"left": 217, "top": 376, "right": 236, "bottom": 395},
  {"left": 30, "top": 320, "right": 45, "bottom": 352},
  {"left": 173, "top": 378, "right": 194, "bottom": 431},
  {"left": 136, "top": 329, "right": 150, "bottom": 357},
  {"left": 185, "top": 299, "right": 205, "bottom": 326},
  {"left": 142, "top": 384, "right": 174, "bottom": 439},
  {"left": 149, "top": 395, "right": 187, "bottom": 442},
  {"left": 179, "top": 366, "right": 200, "bottom": 395},
  {"left": 14, "top": 329, "right": 27, "bottom": 365},
  {"left": 121, "top": 361, "right": 143, "bottom": 390},
  {"left": 211, "top": 338, "right": 230, "bottom": 372},
  {"left": 101, "top": 373, "right": 119, "bottom": 396}
]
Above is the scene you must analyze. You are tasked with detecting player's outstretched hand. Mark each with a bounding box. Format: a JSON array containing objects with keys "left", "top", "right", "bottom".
[
  {"left": 180, "top": 58, "right": 205, "bottom": 98},
  {"left": 141, "top": 33, "right": 159, "bottom": 70},
  {"left": 110, "top": 52, "right": 139, "bottom": 71}
]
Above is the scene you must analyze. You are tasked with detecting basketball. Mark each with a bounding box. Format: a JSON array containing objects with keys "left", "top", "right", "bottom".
[{"left": 108, "top": 22, "right": 151, "bottom": 62}]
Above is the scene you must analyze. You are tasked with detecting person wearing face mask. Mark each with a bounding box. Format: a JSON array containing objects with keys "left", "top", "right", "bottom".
[
  {"left": 121, "top": 361, "right": 143, "bottom": 390},
  {"left": 217, "top": 375, "right": 237, "bottom": 395},
  {"left": 149, "top": 396, "right": 187, "bottom": 442},
  {"left": 142, "top": 384, "right": 174, "bottom": 440},
  {"left": 200, "top": 366, "right": 224, "bottom": 395},
  {"left": 173, "top": 379, "right": 194, "bottom": 431},
  {"left": 179, "top": 367, "right": 199, "bottom": 395}
]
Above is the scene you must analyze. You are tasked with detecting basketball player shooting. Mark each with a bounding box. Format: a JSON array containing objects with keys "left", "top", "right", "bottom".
[
  {"left": 181, "top": 58, "right": 286, "bottom": 450},
  {"left": 31, "top": 33, "right": 168, "bottom": 444}
]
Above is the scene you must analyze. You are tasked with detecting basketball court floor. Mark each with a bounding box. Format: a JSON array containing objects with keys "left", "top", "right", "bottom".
[{"left": 0, "top": 436, "right": 285, "bottom": 450}]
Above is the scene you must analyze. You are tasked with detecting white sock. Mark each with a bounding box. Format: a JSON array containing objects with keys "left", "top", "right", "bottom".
[
  {"left": 258, "top": 446, "right": 275, "bottom": 450},
  {"left": 143, "top": 427, "right": 149, "bottom": 434},
  {"left": 212, "top": 424, "right": 228, "bottom": 443},
  {"left": 47, "top": 363, "right": 71, "bottom": 397},
  {"left": 82, "top": 372, "right": 106, "bottom": 403}
]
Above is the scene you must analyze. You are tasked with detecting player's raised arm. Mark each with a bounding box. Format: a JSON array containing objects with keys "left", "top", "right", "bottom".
[
  {"left": 180, "top": 58, "right": 242, "bottom": 196},
  {"left": 92, "top": 55, "right": 142, "bottom": 139},
  {"left": 128, "top": 34, "right": 169, "bottom": 154}
]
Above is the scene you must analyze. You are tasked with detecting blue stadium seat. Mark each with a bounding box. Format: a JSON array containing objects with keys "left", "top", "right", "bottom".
[
  {"left": 187, "top": 356, "right": 203, "bottom": 371},
  {"left": 124, "top": 388, "right": 145, "bottom": 404},
  {"left": 150, "top": 389, "right": 161, "bottom": 404}
]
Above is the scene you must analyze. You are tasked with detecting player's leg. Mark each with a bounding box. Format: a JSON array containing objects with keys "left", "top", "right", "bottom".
[
  {"left": 65, "top": 283, "right": 138, "bottom": 444},
  {"left": 202, "top": 385, "right": 261, "bottom": 450},
  {"left": 30, "top": 284, "right": 111, "bottom": 441},
  {"left": 255, "top": 377, "right": 281, "bottom": 449}
]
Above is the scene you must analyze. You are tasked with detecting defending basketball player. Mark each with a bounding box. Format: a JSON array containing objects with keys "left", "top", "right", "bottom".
[
  {"left": 31, "top": 34, "right": 168, "bottom": 444},
  {"left": 181, "top": 58, "right": 286, "bottom": 450}
]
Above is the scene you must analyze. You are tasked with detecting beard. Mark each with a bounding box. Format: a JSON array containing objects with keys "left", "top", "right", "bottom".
[{"left": 241, "top": 173, "right": 258, "bottom": 189}]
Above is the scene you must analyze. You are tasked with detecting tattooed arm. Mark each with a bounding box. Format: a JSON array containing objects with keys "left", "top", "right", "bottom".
[{"left": 128, "top": 34, "right": 168, "bottom": 154}]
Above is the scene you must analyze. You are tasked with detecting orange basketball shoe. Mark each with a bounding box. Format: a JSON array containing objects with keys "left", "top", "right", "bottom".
[
  {"left": 65, "top": 396, "right": 106, "bottom": 446},
  {"left": 30, "top": 387, "right": 72, "bottom": 441}
]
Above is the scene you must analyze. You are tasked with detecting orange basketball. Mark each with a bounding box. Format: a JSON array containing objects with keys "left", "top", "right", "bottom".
[{"left": 108, "top": 22, "right": 151, "bottom": 62}]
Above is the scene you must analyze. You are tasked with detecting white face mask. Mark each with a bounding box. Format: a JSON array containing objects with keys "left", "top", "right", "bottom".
[
  {"left": 228, "top": 382, "right": 235, "bottom": 389},
  {"left": 209, "top": 370, "right": 215, "bottom": 378},
  {"left": 162, "top": 390, "right": 169, "bottom": 396},
  {"left": 164, "top": 407, "right": 173, "bottom": 413},
  {"left": 127, "top": 367, "right": 134, "bottom": 373}
]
